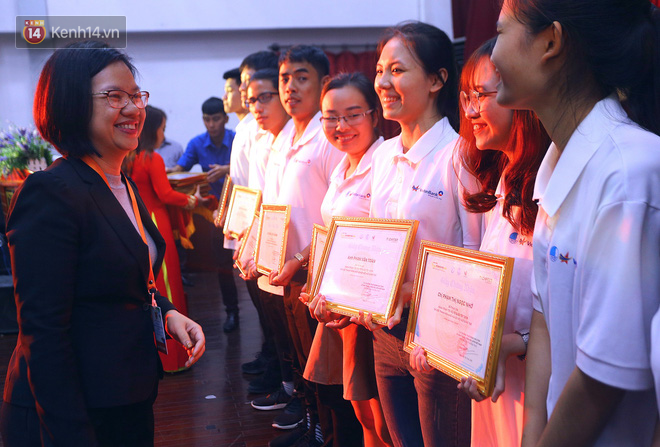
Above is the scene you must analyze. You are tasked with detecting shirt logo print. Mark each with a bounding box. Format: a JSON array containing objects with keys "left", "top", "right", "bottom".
[
  {"left": 509, "top": 232, "right": 533, "bottom": 247},
  {"left": 549, "top": 246, "right": 577, "bottom": 265},
  {"left": 411, "top": 184, "right": 444, "bottom": 199},
  {"left": 346, "top": 191, "right": 370, "bottom": 200},
  {"left": 294, "top": 158, "right": 312, "bottom": 165}
]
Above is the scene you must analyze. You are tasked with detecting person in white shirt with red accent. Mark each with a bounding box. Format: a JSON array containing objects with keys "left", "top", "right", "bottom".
[
  {"left": 409, "top": 38, "right": 550, "bottom": 447},
  {"left": 353, "top": 22, "right": 482, "bottom": 447},
  {"left": 492, "top": 1, "right": 660, "bottom": 446},
  {"left": 302, "top": 72, "right": 392, "bottom": 447}
]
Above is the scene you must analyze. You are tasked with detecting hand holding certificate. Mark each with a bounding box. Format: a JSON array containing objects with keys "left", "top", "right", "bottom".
[
  {"left": 311, "top": 217, "right": 417, "bottom": 325},
  {"left": 404, "top": 242, "right": 514, "bottom": 397},
  {"left": 255, "top": 205, "right": 290, "bottom": 276},
  {"left": 224, "top": 186, "right": 262, "bottom": 240}
]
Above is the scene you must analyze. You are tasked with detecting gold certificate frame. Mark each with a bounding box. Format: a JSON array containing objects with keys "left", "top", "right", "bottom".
[
  {"left": 306, "top": 224, "right": 328, "bottom": 297},
  {"left": 224, "top": 186, "right": 262, "bottom": 239},
  {"left": 235, "top": 212, "right": 260, "bottom": 276},
  {"left": 311, "top": 216, "right": 418, "bottom": 325},
  {"left": 214, "top": 174, "right": 233, "bottom": 228},
  {"left": 255, "top": 204, "right": 290, "bottom": 276},
  {"left": 404, "top": 241, "right": 514, "bottom": 397}
]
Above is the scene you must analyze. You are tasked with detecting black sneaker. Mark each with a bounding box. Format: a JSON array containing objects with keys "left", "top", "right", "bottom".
[
  {"left": 241, "top": 352, "right": 268, "bottom": 375},
  {"left": 247, "top": 370, "right": 281, "bottom": 394},
  {"left": 251, "top": 386, "right": 291, "bottom": 411},
  {"left": 272, "top": 397, "right": 304, "bottom": 429},
  {"left": 292, "top": 424, "right": 322, "bottom": 447},
  {"left": 268, "top": 422, "right": 307, "bottom": 447}
]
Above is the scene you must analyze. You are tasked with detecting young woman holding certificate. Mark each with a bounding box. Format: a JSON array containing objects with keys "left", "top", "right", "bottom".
[
  {"left": 491, "top": 0, "right": 660, "bottom": 445},
  {"left": 353, "top": 22, "right": 483, "bottom": 446},
  {"left": 301, "top": 73, "right": 392, "bottom": 447},
  {"left": 409, "top": 38, "right": 549, "bottom": 446}
]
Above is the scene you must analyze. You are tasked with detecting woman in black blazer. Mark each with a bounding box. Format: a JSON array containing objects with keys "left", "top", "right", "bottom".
[{"left": 0, "top": 41, "right": 205, "bottom": 446}]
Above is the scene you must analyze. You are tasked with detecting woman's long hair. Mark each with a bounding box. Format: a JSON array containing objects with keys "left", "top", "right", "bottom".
[{"left": 459, "top": 39, "right": 550, "bottom": 236}]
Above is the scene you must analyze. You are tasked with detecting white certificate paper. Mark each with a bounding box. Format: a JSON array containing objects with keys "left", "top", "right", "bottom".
[
  {"left": 225, "top": 187, "right": 260, "bottom": 239},
  {"left": 415, "top": 252, "right": 501, "bottom": 375},
  {"left": 319, "top": 226, "right": 407, "bottom": 315},
  {"left": 256, "top": 209, "right": 288, "bottom": 274}
]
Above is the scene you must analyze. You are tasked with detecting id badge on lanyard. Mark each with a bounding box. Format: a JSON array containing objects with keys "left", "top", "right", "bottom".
[{"left": 82, "top": 156, "right": 168, "bottom": 354}]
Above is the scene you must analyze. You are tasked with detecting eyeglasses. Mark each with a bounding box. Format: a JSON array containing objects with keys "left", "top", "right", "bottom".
[
  {"left": 460, "top": 90, "right": 497, "bottom": 114},
  {"left": 320, "top": 109, "right": 374, "bottom": 128},
  {"left": 245, "top": 91, "right": 279, "bottom": 108},
  {"left": 92, "top": 90, "right": 149, "bottom": 109}
]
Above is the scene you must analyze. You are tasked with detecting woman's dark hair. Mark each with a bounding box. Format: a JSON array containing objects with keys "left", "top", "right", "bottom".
[
  {"left": 33, "top": 40, "right": 137, "bottom": 158},
  {"left": 249, "top": 68, "right": 280, "bottom": 92},
  {"left": 138, "top": 105, "right": 166, "bottom": 154},
  {"left": 321, "top": 72, "right": 381, "bottom": 136},
  {"left": 459, "top": 38, "right": 550, "bottom": 236},
  {"left": 377, "top": 21, "right": 459, "bottom": 131},
  {"left": 507, "top": 0, "right": 660, "bottom": 135},
  {"left": 279, "top": 45, "right": 330, "bottom": 79}
]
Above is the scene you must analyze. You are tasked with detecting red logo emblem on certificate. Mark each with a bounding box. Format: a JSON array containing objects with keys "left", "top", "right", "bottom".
[{"left": 23, "top": 20, "right": 46, "bottom": 44}]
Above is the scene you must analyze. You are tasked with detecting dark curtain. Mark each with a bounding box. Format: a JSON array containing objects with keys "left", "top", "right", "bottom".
[
  {"left": 452, "top": 0, "right": 501, "bottom": 60},
  {"left": 325, "top": 50, "right": 401, "bottom": 140}
]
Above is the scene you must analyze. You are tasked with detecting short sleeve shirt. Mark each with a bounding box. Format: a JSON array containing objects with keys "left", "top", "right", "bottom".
[
  {"left": 320, "top": 137, "right": 382, "bottom": 227},
  {"left": 178, "top": 129, "right": 235, "bottom": 199},
  {"left": 532, "top": 96, "right": 660, "bottom": 445},
  {"left": 369, "top": 118, "right": 483, "bottom": 282}
]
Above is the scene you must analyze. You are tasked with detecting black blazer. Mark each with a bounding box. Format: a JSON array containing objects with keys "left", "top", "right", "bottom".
[{"left": 2, "top": 157, "right": 176, "bottom": 443}]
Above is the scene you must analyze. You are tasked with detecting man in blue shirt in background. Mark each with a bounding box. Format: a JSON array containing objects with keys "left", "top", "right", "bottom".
[{"left": 172, "top": 97, "right": 239, "bottom": 332}]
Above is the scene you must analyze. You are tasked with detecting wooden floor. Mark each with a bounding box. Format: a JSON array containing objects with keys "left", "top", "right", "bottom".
[{"left": 0, "top": 270, "right": 283, "bottom": 447}]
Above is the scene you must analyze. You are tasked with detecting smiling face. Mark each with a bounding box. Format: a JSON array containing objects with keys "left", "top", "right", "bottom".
[
  {"left": 279, "top": 61, "right": 324, "bottom": 122},
  {"left": 89, "top": 61, "right": 145, "bottom": 158},
  {"left": 223, "top": 78, "right": 244, "bottom": 115},
  {"left": 321, "top": 85, "right": 377, "bottom": 157},
  {"left": 248, "top": 79, "right": 289, "bottom": 134},
  {"left": 464, "top": 58, "right": 513, "bottom": 153},
  {"left": 374, "top": 37, "right": 440, "bottom": 126},
  {"left": 491, "top": 0, "right": 545, "bottom": 110}
]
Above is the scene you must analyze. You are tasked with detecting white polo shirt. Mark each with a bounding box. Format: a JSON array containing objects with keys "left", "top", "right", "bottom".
[
  {"left": 532, "top": 96, "right": 660, "bottom": 445},
  {"left": 320, "top": 137, "right": 382, "bottom": 227},
  {"left": 370, "top": 117, "right": 483, "bottom": 282},
  {"left": 472, "top": 180, "right": 533, "bottom": 447},
  {"left": 229, "top": 115, "right": 264, "bottom": 187},
  {"left": 269, "top": 112, "right": 343, "bottom": 261},
  {"left": 248, "top": 130, "right": 273, "bottom": 192},
  {"left": 257, "top": 119, "right": 295, "bottom": 295}
]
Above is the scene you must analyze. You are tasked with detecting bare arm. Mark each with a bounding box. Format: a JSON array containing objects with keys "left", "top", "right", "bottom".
[{"left": 521, "top": 310, "right": 551, "bottom": 447}]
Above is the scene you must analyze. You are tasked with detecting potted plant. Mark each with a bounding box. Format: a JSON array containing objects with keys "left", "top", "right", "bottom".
[{"left": 0, "top": 125, "right": 54, "bottom": 218}]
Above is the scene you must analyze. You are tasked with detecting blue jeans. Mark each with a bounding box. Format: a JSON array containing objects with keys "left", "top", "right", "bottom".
[{"left": 373, "top": 323, "right": 471, "bottom": 447}]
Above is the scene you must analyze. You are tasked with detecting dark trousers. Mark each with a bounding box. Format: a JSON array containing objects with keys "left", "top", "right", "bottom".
[
  {"left": 260, "top": 288, "right": 294, "bottom": 382},
  {"left": 1, "top": 390, "right": 157, "bottom": 447},
  {"left": 212, "top": 225, "right": 238, "bottom": 314},
  {"left": 373, "top": 326, "right": 471, "bottom": 447},
  {"left": 246, "top": 278, "right": 276, "bottom": 360}
]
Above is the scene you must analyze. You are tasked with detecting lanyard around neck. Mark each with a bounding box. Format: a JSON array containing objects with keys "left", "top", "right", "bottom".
[{"left": 81, "top": 156, "right": 158, "bottom": 304}]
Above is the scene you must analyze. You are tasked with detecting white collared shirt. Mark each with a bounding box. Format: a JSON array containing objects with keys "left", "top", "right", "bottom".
[
  {"left": 268, "top": 112, "right": 343, "bottom": 260},
  {"left": 320, "top": 137, "right": 383, "bottom": 227},
  {"left": 370, "top": 118, "right": 483, "bottom": 282},
  {"left": 532, "top": 96, "right": 660, "bottom": 445},
  {"left": 229, "top": 115, "right": 266, "bottom": 187}
]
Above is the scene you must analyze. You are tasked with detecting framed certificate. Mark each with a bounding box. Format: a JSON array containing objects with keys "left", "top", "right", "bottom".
[
  {"left": 404, "top": 241, "right": 514, "bottom": 397},
  {"left": 224, "top": 186, "right": 262, "bottom": 240},
  {"left": 255, "top": 204, "right": 290, "bottom": 276},
  {"left": 214, "top": 174, "right": 232, "bottom": 228},
  {"left": 235, "top": 212, "right": 260, "bottom": 276},
  {"left": 310, "top": 216, "right": 418, "bottom": 325},
  {"left": 306, "top": 224, "right": 328, "bottom": 295}
]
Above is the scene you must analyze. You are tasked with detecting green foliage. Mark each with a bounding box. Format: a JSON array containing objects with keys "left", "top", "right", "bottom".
[{"left": 0, "top": 125, "right": 54, "bottom": 175}]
